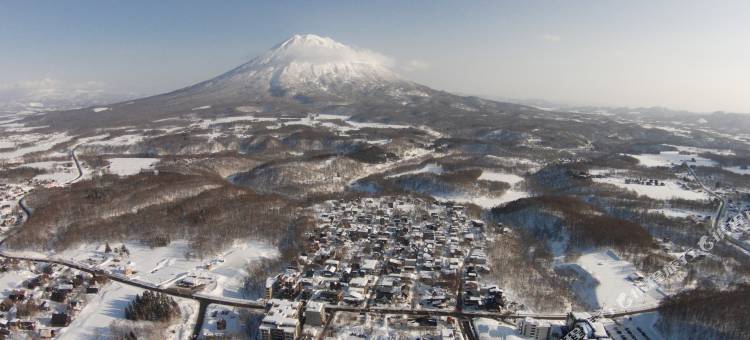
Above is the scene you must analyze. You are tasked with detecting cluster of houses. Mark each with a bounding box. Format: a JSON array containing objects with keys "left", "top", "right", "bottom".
[
  {"left": 329, "top": 313, "right": 461, "bottom": 340},
  {"left": 0, "top": 183, "right": 29, "bottom": 228},
  {"left": 254, "top": 196, "right": 509, "bottom": 339},
  {"left": 623, "top": 178, "right": 666, "bottom": 186},
  {"left": 721, "top": 198, "right": 750, "bottom": 251},
  {"left": 0, "top": 259, "right": 104, "bottom": 338},
  {"left": 461, "top": 223, "right": 506, "bottom": 311}
]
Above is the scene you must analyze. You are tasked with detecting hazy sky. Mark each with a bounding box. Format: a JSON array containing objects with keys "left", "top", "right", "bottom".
[{"left": 2, "top": 1, "right": 749, "bottom": 112}]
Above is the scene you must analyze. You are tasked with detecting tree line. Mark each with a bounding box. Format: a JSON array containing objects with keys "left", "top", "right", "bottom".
[{"left": 659, "top": 284, "right": 750, "bottom": 340}]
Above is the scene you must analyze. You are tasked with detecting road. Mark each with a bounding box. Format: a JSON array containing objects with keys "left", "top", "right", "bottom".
[
  {"left": 192, "top": 301, "right": 209, "bottom": 339},
  {"left": 65, "top": 145, "right": 84, "bottom": 184},
  {"left": 324, "top": 303, "right": 661, "bottom": 321}
]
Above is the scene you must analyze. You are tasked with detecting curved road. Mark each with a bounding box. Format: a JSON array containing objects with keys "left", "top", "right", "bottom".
[{"left": 65, "top": 145, "right": 84, "bottom": 185}]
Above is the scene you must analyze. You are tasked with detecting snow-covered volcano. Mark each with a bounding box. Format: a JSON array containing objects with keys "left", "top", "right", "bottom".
[
  {"left": 224, "top": 34, "right": 398, "bottom": 87},
  {"left": 35, "top": 34, "right": 512, "bottom": 130},
  {"left": 173, "top": 34, "right": 410, "bottom": 102}
]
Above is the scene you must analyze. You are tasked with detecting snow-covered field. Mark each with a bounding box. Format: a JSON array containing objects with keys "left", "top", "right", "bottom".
[
  {"left": 57, "top": 281, "right": 198, "bottom": 340},
  {"left": 593, "top": 177, "right": 709, "bottom": 201},
  {"left": 17, "top": 160, "right": 78, "bottom": 185},
  {"left": 724, "top": 166, "right": 750, "bottom": 176},
  {"left": 570, "top": 250, "right": 663, "bottom": 310},
  {"left": 386, "top": 163, "right": 443, "bottom": 178},
  {"left": 648, "top": 208, "right": 709, "bottom": 219},
  {"left": 0, "top": 266, "right": 35, "bottom": 297},
  {"left": 0, "top": 132, "right": 73, "bottom": 160},
  {"left": 432, "top": 170, "right": 528, "bottom": 208},
  {"left": 89, "top": 133, "right": 145, "bottom": 146},
  {"left": 201, "top": 242, "right": 279, "bottom": 299},
  {"left": 629, "top": 151, "right": 716, "bottom": 168},
  {"left": 478, "top": 171, "right": 524, "bottom": 185},
  {"left": 484, "top": 155, "right": 542, "bottom": 172},
  {"left": 107, "top": 157, "right": 160, "bottom": 176}
]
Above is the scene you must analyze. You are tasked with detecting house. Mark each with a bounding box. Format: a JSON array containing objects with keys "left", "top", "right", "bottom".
[
  {"left": 51, "top": 290, "right": 69, "bottom": 303},
  {"left": 343, "top": 290, "right": 366, "bottom": 305},
  {"left": 468, "top": 248, "right": 487, "bottom": 265},
  {"left": 627, "top": 272, "right": 645, "bottom": 282},
  {"left": 361, "top": 259, "right": 378, "bottom": 274},
  {"left": 316, "top": 290, "right": 343, "bottom": 304},
  {"left": 375, "top": 276, "right": 401, "bottom": 301},
  {"left": 175, "top": 276, "right": 210, "bottom": 291},
  {"left": 8, "top": 289, "right": 26, "bottom": 301},
  {"left": 39, "top": 328, "right": 57, "bottom": 339},
  {"left": 563, "top": 312, "right": 610, "bottom": 340},
  {"left": 50, "top": 313, "right": 71, "bottom": 327},
  {"left": 348, "top": 277, "right": 370, "bottom": 291}
]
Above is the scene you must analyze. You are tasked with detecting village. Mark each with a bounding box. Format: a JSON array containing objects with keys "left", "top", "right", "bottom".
[
  {"left": 0, "top": 183, "right": 30, "bottom": 230},
  {"left": 247, "top": 196, "right": 623, "bottom": 340},
  {"left": 0, "top": 176, "right": 666, "bottom": 340},
  {"left": 719, "top": 195, "right": 750, "bottom": 252},
  {"left": 251, "top": 196, "right": 506, "bottom": 339},
  {"left": 0, "top": 258, "right": 106, "bottom": 338}
]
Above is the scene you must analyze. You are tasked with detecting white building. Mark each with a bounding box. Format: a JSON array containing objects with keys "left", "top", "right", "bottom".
[
  {"left": 564, "top": 312, "right": 611, "bottom": 340},
  {"left": 260, "top": 299, "right": 302, "bottom": 340},
  {"left": 265, "top": 276, "right": 277, "bottom": 299},
  {"left": 304, "top": 301, "right": 326, "bottom": 326}
]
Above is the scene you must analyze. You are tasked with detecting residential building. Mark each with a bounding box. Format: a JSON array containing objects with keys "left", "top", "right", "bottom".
[
  {"left": 518, "top": 317, "right": 550, "bottom": 340},
  {"left": 260, "top": 299, "right": 302, "bottom": 340}
]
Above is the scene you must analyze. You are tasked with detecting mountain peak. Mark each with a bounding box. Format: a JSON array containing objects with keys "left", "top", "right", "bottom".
[
  {"left": 195, "top": 34, "right": 401, "bottom": 100},
  {"left": 253, "top": 34, "right": 393, "bottom": 69},
  {"left": 279, "top": 34, "right": 338, "bottom": 48}
]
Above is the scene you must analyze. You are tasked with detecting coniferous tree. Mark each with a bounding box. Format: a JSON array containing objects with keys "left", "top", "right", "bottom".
[{"left": 124, "top": 291, "right": 180, "bottom": 322}]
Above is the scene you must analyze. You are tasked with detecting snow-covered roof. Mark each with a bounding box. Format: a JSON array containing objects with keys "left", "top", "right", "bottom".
[{"left": 261, "top": 299, "right": 301, "bottom": 331}]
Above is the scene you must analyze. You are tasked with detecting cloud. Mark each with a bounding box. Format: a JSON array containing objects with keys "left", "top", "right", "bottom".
[
  {"left": 540, "top": 33, "right": 562, "bottom": 42},
  {"left": 0, "top": 78, "right": 106, "bottom": 101},
  {"left": 408, "top": 59, "right": 430, "bottom": 70},
  {"left": 0, "top": 78, "right": 130, "bottom": 110},
  {"left": 399, "top": 59, "right": 430, "bottom": 72}
]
